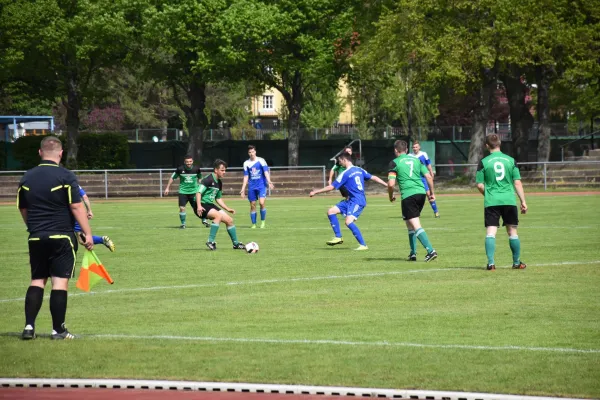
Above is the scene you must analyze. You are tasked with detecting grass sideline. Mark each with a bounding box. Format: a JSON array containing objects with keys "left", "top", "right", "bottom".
[{"left": 0, "top": 194, "right": 599, "bottom": 398}]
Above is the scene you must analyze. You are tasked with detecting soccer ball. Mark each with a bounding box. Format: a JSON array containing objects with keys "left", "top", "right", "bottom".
[{"left": 245, "top": 242, "right": 259, "bottom": 254}]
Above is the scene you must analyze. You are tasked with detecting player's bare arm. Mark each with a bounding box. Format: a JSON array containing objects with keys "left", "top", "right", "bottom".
[
  {"left": 369, "top": 175, "right": 388, "bottom": 187},
  {"left": 327, "top": 168, "right": 335, "bottom": 185},
  {"left": 240, "top": 175, "right": 248, "bottom": 197},
  {"left": 264, "top": 171, "right": 275, "bottom": 189},
  {"left": 309, "top": 184, "right": 335, "bottom": 197},
  {"left": 195, "top": 192, "right": 204, "bottom": 213},
  {"left": 19, "top": 208, "right": 27, "bottom": 224},
  {"left": 164, "top": 177, "right": 174, "bottom": 196},
  {"left": 216, "top": 198, "right": 235, "bottom": 214},
  {"left": 476, "top": 183, "right": 485, "bottom": 195},
  {"left": 514, "top": 180, "right": 527, "bottom": 214},
  {"left": 82, "top": 194, "right": 93, "bottom": 219},
  {"left": 387, "top": 179, "right": 396, "bottom": 202},
  {"left": 425, "top": 173, "right": 435, "bottom": 201},
  {"left": 70, "top": 202, "right": 94, "bottom": 250}
]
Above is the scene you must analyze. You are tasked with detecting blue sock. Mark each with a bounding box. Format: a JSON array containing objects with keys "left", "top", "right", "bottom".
[
  {"left": 430, "top": 201, "right": 439, "bottom": 213},
  {"left": 260, "top": 208, "right": 266, "bottom": 221},
  {"left": 328, "top": 214, "right": 342, "bottom": 238},
  {"left": 250, "top": 211, "right": 257, "bottom": 224},
  {"left": 347, "top": 222, "right": 366, "bottom": 245},
  {"left": 92, "top": 235, "right": 103, "bottom": 245}
]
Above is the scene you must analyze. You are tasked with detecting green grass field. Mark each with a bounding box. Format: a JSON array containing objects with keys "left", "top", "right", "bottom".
[{"left": 1, "top": 194, "right": 599, "bottom": 398}]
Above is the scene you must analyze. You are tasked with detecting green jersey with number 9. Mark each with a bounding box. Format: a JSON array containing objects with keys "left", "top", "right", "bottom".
[
  {"left": 476, "top": 151, "right": 521, "bottom": 207},
  {"left": 388, "top": 154, "right": 428, "bottom": 200}
]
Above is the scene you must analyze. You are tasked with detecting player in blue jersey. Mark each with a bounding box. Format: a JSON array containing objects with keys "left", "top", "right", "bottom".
[
  {"left": 309, "top": 152, "right": 387, "bottom": 250},
  {"left": 240, "top": 145, "right": 274, "bottom": 229},
  {"left": 74, "top": 185, "right": 115, "bottom": 252},
  {"left": 410, "top": 141, "right": 440, "bottom": 218}
]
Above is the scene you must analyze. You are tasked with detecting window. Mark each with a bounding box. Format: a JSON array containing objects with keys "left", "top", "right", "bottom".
[{"left": 263, "top": 95, "right": 273, "bottom": 110}]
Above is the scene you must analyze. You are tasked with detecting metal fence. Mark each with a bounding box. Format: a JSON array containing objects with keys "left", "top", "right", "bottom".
[{"left": 0, "top": 166, "right": 327, "bottom": 199}]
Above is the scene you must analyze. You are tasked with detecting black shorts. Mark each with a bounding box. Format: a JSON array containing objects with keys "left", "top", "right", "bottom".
[
  {"left": 339, "top": 186, "right": 349, "bottom": 198},
  {"left": 28, "top": 233, "right": 77, "bottom": 280},
  {"left": 197, "top": 203, "right": 222, "bottom": 220},
  {"left": 484, "top": 205, "right": 519, "bottom": 227},
  {"left": 401, "top": 194, "right": 427, "bottom": 220},
  {"left": 178, "top": 193, "right": 197, "bottom": 208}
]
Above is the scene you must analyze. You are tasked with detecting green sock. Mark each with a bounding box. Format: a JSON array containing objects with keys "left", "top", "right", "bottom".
[
  {"left": 179, "top": 212, "right": 186, "bottom": 225},
  {"left": 485, "top": 235, "right": 496, "bottom": 265},
  {"left": 227, "top": 225, "right": 239, "bottom": 244},
  {"left": 415, "top": 228, "right": 433, "bottom": 253},
  {"left": 509, "top": 235, "right": 521, "bottom": 264},
  {"left": 208, "top": 223, "right": 220, "bottom": 242},
  {"left": 407, "top": 230, "right": 416, "bottom": 254}
]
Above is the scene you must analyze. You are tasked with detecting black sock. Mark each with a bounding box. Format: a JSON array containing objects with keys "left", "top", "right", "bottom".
[
  {"left": 24, "top": 286, "right": 44, "bottom": 327},
  {"left": 50, "top": 290, "right": 68, "bottom": 333}
]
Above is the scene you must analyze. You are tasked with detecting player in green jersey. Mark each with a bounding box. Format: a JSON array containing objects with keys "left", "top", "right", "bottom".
[
  {"left": 328, "top": 146, "right": 352, "bottom": 199},
  {"left": 195, "top": 159, "right": 245, "bottom": 251},
  {"left": 476, "top": 134, "right": 528, "bottom": 271},
  {"left": 387, "top": 140, "right": 438, "bottom": 262},
  {"left": 164, "top": 155, "right": 208, "bottom": 229}
]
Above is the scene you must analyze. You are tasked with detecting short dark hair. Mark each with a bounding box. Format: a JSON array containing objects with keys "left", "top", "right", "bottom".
[
  {"left": 344, "top": 145, "right": 352, "bottom": 151},
  {"left": 394, "top": 140, "right": 408, "bottom": 153},
  {"left": 40, "top": 136, "right": 62, "bottom": 152},
  {"left": 184, "top": 155, "right": 193, "bottom": 160},
  {"left": 248, "top": 145, "right": 256, "bottom": 151},
  {"left": 485, "top": 134, "right": 501, "bottom": 149},
  {"left": 338, "top": 152, "right": 352, "bottom": 162},
  {"left": 412, "top": 140, "right": 420, "bottom": 146},
  {"left": 213, "top": 159, "right": 227, "bottom": 170}
]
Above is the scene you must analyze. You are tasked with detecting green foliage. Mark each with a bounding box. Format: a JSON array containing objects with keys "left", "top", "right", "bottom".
[
  {"left": 12, "top": 135, "right": 66, "bottom": 170},
  {"left": 301, "top": 87, "right": 345, "bottom": 129},
  {"left": 77, "top": 133, "right": 130, "bottom": 169}
]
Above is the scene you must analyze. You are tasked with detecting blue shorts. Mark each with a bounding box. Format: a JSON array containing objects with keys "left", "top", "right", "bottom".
[
  {"left": 421, "top": 176, "right": 430, "bottom": 192},
  {"left": 248, "top": 187, "right": 267, "bottom": 202},
  {"left": 336, "top": 200, "right": 365, "bottom": 220}
]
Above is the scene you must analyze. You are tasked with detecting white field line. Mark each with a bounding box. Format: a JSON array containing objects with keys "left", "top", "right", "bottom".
[
  {"left": 1, "top": 260, "right": 599, "bottom": 304},
  {"left": 86, "top": 333, "right": 600, "bottom": 354}
]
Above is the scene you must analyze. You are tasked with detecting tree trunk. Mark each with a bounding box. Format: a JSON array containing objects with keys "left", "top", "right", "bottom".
[
  {"left": 65, "top": 76, "right": 81, "bottom": 168},
  {"left": 502, "top": 68, "right": 534, "bottom": 164},
  {"left": 185, "top": 79, "right": 208, "bottom": 162},
  {"left": 286, "top": 71, "right": 303, "bottom": 166},
  {"left": 467, "top": 74, "right": 496, "bottom": 178},
  {"left": 536, "top": 65, "right": 552, "bottom": 163}
]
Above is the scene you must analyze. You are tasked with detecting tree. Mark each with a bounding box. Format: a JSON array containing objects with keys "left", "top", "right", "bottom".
[{"left": 0, "top": 0, "right": 135, "bottom": 166}]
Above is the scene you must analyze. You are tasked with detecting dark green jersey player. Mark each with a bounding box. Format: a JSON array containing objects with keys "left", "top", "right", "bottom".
[
  {"left": 164, "top": 155, "right": 205, "bottom": 228},
  {"left": 387, "top": 140, "right": 437, "bottom": 262},
  {"left": 195, "top": 159, "right": 245, "bottom": 251},
  {"left": 475, "top": 134, "right": 528, "bottom": 271}
]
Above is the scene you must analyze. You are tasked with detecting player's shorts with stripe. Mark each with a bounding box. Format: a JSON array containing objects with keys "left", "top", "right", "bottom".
[
  {"left": 401, "top": 194, "right": 426, "bottom": 220},
  {"left": 28, "top": 232, "right": 77, "bottom": 280},
  {"left": 179, "top": 193, "right": 197, "bottom": 207},
  {"left": 484, "top": 205, "right": 519, "bottom": 227},
  {"left": 248, "top": 187, "right": 267, "bottom": 202},
  {"left": 336, "top": 200, "right": 365, "bottom": 220},
  {"left": 198, "top": 203, "right": 222, "bottom": 220},
  {"left": 420, "top": 176, "right": 430, "bottom": 192}
]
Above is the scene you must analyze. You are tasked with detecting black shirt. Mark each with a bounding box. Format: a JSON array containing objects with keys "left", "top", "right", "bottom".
[{"left": 18, "top": 160, "right": 82, "bottom": 235}]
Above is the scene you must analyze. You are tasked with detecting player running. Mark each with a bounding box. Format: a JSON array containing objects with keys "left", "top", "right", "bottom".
[
  {"left": 475, "top": 134, "right": 527, "bottom": 271},
  {"left": 388, "top": 140, "right": 438, "bottom": 262},
  {"left": 240, "top": 145, "right": 274, "bottom": 229},
  {"left": 310, "top": 152, "right": 387, "bottom": 251},
  {"left": 196, "top": 159, "right": 245, "bottom": 251},
  {"left": 164, "top": 155, "right": 208, "bottom": 229},
  {"left": 409, "top": 141, "right": 440, "bottom": 218},
  {"left": 74, "top": 185, "right": 115, "bottom": 252}
]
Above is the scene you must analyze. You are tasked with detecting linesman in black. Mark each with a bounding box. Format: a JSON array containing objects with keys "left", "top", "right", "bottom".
[{"left": 17, "top": 136, "right": 94, "bottom": 340}]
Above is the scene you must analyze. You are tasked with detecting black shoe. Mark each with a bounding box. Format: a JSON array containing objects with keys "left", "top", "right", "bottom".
[
  {"left": 21, "top": 325, "right": 35, "bottom": 340},
  {"left": 512, "top": 261, "right": 526, "bottom": 269},
  {"left": 202, "top": 220, "right": 210, "bottom": 228},
  {"left": 232, "top": 242, "right": 245, "bottom": 250},
  {"left": 51, "top": 324, "right": 76, "bottom": 340},
  {"left": 424, "top": 251, "right": 438, "bottom": 262},
  {"left": 407, "top": 253, "right": 417, "bottom": 261},
  {"left": 486, "top": 264, "right": 496, "bottom": 271},
  {"left": 206, "top": 241, "right": 217, "bottom": 251},
  {"left": 180, "top": 224, "right": 186, "bottom": 229}
]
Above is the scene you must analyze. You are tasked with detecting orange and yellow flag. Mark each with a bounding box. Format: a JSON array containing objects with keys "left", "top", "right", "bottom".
[{"left": 76, "top": 250, "right": 114, "bottom": 292}]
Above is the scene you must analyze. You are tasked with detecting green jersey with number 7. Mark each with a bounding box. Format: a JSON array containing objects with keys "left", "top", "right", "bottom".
[
  {"left": 388, "top": 153, "right": 429, "bottom": 200},
  {"left": 476, "top": 151, "right": 521, "bottom": 207}
]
